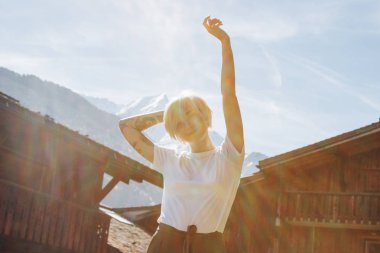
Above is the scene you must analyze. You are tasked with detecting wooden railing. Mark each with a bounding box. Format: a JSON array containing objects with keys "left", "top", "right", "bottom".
[
  {"left": 0, "top": 180, "right": 110, "bottom": 253},
  {"left": 280, "top": 191, "right": 380, "bottom": 226}
]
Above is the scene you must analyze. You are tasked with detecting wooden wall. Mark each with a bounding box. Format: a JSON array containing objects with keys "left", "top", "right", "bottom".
[
  {"left": 224, "top": 176, "right": 279, "bottom": 253},
  {"left": 275, "top": 147, "right": 380, "bottom": 253},
  {"left": 0, "top": 101, "right": 110, "bottom": 252},
  {"left": 224, "top": 147, "right": 380, "bottom": 253},
  {"left": 0, "top": 109, "right": 104, "bottom": 206},
  {"left": 279, "top": 147, "right": 380, "bottom": 194},
  {"left": 279, "top": 226, "right": 380, "bottom": 253}
]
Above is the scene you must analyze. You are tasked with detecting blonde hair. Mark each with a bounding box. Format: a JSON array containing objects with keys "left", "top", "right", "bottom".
[{"left": 164, "top": 92, "right": 212, "bottom": 141}]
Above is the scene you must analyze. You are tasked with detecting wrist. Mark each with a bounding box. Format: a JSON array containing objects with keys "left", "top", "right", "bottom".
[{"left": 220, "top": 36, "right": 231, "bottom": 44}]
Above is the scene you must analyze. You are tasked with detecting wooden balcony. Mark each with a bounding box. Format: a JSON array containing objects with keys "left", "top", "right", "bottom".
[
  {"left": 280, "top": 191, "right": 380, "bottom": 229},
  {"left": 0, "top": 180, "right": 110, "bottom": 253}
]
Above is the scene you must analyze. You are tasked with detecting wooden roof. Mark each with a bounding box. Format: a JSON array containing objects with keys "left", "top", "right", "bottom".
[
  {"left": 0, "top": 91, "right": 163, "bottom": 188},
  {"left": 258, "top": 120, "right": 380, "bottom": 172}
]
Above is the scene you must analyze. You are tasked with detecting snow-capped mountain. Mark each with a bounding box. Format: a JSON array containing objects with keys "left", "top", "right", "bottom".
[
  {"left": 0, "top": 67, "right": 161, "bottom": 207},
  {"left": 117, "top": 94, "right": 169, "bottom": 118},
  {"left": 83, "top": 95, "right": 125, "bottom": 115},
  {"left": 85, "top": 91, "right": 267, "bottom": 176},
  {"left": 0, "top": 66, "right": 267, "bottom": 208},
  {"left": 242, "top": 152, "right": 268, "bottom": 176},
  {"left": 84, "top": 92, "right": 225, "bottom": 152}
]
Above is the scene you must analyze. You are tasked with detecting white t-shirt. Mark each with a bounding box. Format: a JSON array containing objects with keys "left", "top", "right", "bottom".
[{"left": 153, "top": 136, "right": 245, "bottom": 233}]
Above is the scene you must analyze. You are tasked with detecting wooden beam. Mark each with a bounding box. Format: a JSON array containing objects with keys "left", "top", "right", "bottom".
[
  {"left": 259, "top": 125, "right": 380, "bottom": 171},
  {"left": 285, "top": 219, "right": 380, "bottom": 230},
  {"left": 97, "top": 175, "right": 124, "bottom": 203}
]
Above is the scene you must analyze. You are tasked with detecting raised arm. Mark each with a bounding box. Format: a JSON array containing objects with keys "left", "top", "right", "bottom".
[
  {"left": 119, "top": 111, "right": 164, "bottom": 163},
  {"left": 203, "top": 16, "right": 244, "bottom": 153}
]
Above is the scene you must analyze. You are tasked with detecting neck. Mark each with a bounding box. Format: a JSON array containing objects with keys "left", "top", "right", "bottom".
[{"left": 189, "top": 134, "right": 215, "bottom": 153}]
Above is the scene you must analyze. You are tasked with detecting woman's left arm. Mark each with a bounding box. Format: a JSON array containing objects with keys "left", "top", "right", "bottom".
[{"left": 203, "top": 16, "right": 244, "bottom": 153}]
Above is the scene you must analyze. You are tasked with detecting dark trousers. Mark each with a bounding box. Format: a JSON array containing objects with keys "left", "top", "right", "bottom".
[{"left": 147, "top": 223, "right": 226, "bottom": 253}]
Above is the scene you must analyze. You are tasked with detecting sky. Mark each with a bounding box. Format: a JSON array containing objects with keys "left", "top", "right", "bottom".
[{"left": 0, "top": 0, "right": 379, "bottom": 156}]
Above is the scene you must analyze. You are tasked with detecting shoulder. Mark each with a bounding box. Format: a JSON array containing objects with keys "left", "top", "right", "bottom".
[
  {"left": 221, "top": 135, "right": 245, "bottom": 157},
  {"left": 219, "top": 135, "right": 245, "bottom": 174},
  {"left": 152, "top": 145, "right": 180, "bottom": 174}
]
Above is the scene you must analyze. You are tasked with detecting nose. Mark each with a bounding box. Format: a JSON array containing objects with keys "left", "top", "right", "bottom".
[{"left": 184, "top": 122, "right": 194, "bottom": 132}]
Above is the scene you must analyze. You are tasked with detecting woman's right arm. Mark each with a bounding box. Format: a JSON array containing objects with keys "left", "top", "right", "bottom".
[{"left": 119, "top": 111, "right": 164, "bottom": 163}]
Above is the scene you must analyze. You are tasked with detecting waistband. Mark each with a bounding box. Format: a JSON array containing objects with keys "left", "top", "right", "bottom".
[
  {"left": 158, "top": 223, "right": 222, "bottom": 237},
  {"left": 157, "top": 223, "right": 222, "bottom": 253}
]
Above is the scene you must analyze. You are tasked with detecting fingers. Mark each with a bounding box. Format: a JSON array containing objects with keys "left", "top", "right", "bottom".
[
  {"left": 203, "top": 16, "right": 210, "bottom": 24},
  {"left": 203, "top": 16, "right": 210, "bottom": 30},
  {"left": 203, "top": 16, "right": 223, "bottom": 29},
  {"left": 208, "top": 19, "right": 221, "bottom": 27}
]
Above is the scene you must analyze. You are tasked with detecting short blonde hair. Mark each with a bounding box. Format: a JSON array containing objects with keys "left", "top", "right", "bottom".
[{"left": 164, "top": 93, "right": 212, "bottom": 141}]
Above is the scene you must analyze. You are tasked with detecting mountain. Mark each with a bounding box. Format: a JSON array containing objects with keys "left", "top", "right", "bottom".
[
  {"left": 0, "top": 67, "right": 161, "bottom": 207},
  {"left": 83, "top": 95, "right": 125, "bottom": 115},
  {"left": 84, "top": 93, "right": 267, "bottom": 176},
  {"left": 84, "top": 92, "right": 224, "bottom": 151},
  {"left": 117, "top": 94, "right": 169, "bottom": 118},
  {"left": 242, "top": 152, "right": 268, "bottom": 176},
  {"left": 0, "top": 67, "right": 128, "bottom": 155},
  {"left": 0, "top": 66, "right": 267, "bottom": 207}
]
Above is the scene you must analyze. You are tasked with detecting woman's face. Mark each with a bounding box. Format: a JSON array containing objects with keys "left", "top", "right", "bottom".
[{"left": 175, "top": 107, "right": 208, "bottom": 143}]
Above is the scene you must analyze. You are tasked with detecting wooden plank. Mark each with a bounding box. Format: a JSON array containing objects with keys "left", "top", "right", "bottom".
[
  {"left": 61, "top": 204, "right": 70, "bottom": 249},
  {"left": 317, "top": 194, "right": 324, "bottom": 221},
  {"left": 67, "top": 208, "right": 77, "bottom": 250},
  {"left": 73, "top": 209, "right": 84, "bottom": 251},
  {"left": 88, "top": 219, "right": 95, "bottom": 253},
  {"left": 348, "top": 195, "right": 355, "bottom": 222},
  {"left": 50, "top": 200, "right": 60, "bottom": 247},
  {"left": 25, "top": 194, "right": 36, "bottom": 241},
  {"left": 79, "top": 209, "right": 88, "bottom": 252},
  {"left": 40, "top": 197, "right": 50, "bottom": 244},
  {"left": 47, "top": 200, "right": 58, "bottom": 246},
  {"left": 97, "top": 176, "right": 121, "bottom": 203},
  {"left": 363, "top": 195, "right": 370, "bottom": 224},
  {"left": 4, "top": 187, "right": 16, "bottom": 236},
  {"left": 0, "top": 184, "right": 10, "bottom": 234},
  {"left": 285, "top": 220, "right": 380, "bottom": 230},
  {"left": 282, "top": 191, "right": 380, "bottom": 225},
  {"left": 10, "top": 188, "right": 25, "bottom": 238},
  {"left": 90, "top": 213, "right": 97, "bottom": 253},
  {"left": 99, "top": 215, "right": 110, "bottom": 253},
  {"left": 33, "top": 196, "right": 46, "bottom": 243},
  {"left": 53, "top": 202, "right": 64, "bottom": 248},
  {"left": 95, "top": 219, "right": 102, "bottom": 253},
  {"left": 19, "top": 189, "right": 33, "bottom": 239}
]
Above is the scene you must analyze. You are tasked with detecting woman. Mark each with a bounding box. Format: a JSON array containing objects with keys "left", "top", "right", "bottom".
[{"left": 119, "top": 16, "right": 244, "bottom": 253}]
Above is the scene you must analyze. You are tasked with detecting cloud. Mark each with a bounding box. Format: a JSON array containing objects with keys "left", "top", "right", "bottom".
[
  {"left": 259, "top": 45, "right": 283, "bottom": 88},
  {"left": 357, "top": 95, "right": 380, "bottom": 112},
  {"left": 228, "top": 13, "right": 298, "bottom": 42},
  {"left": 1, "top": 0, "right": 379, "bottom": 156},
  {"left": 286, "top": 54, "right": 380, "bottom": 112},
  {"left": 236, "top": 88, "right": 332, "bottom": 155}
]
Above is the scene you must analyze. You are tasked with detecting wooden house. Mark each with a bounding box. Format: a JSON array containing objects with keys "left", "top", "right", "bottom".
[
  {"left": 105, "top": 119, "right": 380, "bottom": 253},
  {"left": 0, "top": 92, "right": 162, "bottom": 253},
  {"left": 225, "top": 120, "right": 380, "bottom": 252},
  {"left": 97, "top": 118, "right": 380, "bottom": 253},
  {"left": 2, "top": 88, "right": 379, "bottom": 253}
]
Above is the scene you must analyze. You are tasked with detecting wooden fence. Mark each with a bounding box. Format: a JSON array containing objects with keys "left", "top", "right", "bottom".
[
  {"left": 281, "top": 191, "right": 380, "bottom": 225},
  {"left": 0, "top": 179, "right": 110, "bottom": 253}
]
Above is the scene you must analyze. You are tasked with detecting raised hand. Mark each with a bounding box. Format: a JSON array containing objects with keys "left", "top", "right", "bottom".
[{"left": 203, "top": 16, "right": 230, "bottom": 42}]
